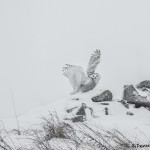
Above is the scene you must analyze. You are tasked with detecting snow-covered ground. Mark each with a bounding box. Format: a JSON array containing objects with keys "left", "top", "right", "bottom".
[{"left": 1, "top": 89, "right": 150, "bottom": 143}]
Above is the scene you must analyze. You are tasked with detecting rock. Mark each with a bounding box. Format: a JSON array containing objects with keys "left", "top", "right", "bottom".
[
  {"left": 65, "top": 103, "right": 94, "bottom": 122},
  {"left": 76, "top": 103, "right": 86, "bottom": 116},
  {"left": 120, "top": 100, "right": 129, "bottom": 109},
  {"left": 129, "top": 95, "right": 150, "bottom": 108},
  {"left": 72, "top": 115, "right": 86, "bottom": 122},
  {"left": 72, "top": 98, "right": 80, "bottom": 100},
  {"left": 126, "top": 111, "right": 134, "bottom": 116},
  {"left": 123, "top": 85, "right": 150, "bottom": 108},
  {"left": 136, "top": 80, "right": 150, "bottom": 89},
  {"left": 66, "top": 106, "right": 78, "bottom": 113},
  {"left": 100, "top": 103, "right": 109, "bottom": 105},
  {"left": 104, "top": 107, "right": 109, "bottom": 115},
  {"left": 92, "top": 90, "right": 113, "bottom": 102},
  {"left": 123, "top": 85, "right": 139, "bottom": 100}
]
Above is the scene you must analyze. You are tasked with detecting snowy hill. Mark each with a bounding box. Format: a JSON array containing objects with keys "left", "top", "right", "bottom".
[{"left": 1, "top": 89, "right": 150, "bottom": 143}]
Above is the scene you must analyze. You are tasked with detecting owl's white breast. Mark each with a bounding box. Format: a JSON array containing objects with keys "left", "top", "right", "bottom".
[{"left": 80, "top": 78, "right": 96, "bottom": 93}]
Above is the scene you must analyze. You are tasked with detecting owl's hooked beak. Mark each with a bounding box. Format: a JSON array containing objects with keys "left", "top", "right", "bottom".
[{"left": 95, "top": 74, "right": 101, "bottom": 83}]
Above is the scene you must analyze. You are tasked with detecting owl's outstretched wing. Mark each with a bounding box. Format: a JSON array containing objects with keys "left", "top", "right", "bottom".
[
  {"left": 62, "top": 64, "right": 87, "bottom": 90},
  {"left": 86, "top": 50, "right": 101, "bottom": 76}
]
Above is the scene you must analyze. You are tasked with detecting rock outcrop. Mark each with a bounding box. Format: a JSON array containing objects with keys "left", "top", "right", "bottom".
[
  {"left": 123, "top": 85, "right": 150, "bottom": 108},
  {"left": 92, "top": 90, "right": 113, "bottom": 102},
  {"left": 123, "top": 85, "right": 138, "bottom": 100},
  {"left": 72, "top": 115, "right": 85, "bottom": 122},
  {"left": 136, "top": 80, "right": 150, "bottom": 89},
  {"left": 65, "top": 103, "right": 94, "bottom": 122},
  {"left": 76, "top": 103, "right": 86, "bottom": 116}
]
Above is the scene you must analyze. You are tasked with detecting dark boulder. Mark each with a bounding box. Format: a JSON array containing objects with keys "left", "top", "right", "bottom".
[
  {"left": 72, "top": 115, "right": 85, "bottom": 122},
  {"left": 123, "top": 85, "right": 150, "bottom": 108},
  {"left": 136, "top": 80, "right": 150, "bottom": 89},
  {"left": 126, "top": 111, "right": 134, "bottom": 116},
  {"left": 76, "top": 103, "right": 86, "bottom": 116},
  {"left": 123, "top": 85, "right": 138, "bottom": 100},
  {"left": 92, "top": 90, "right": 113, "bottom": 102},
  {"left": 65, "top": 103, "right": 94, "bottom": 122},
  {"left": 126, "top": 95, "right": 150, "bottom": 108}
]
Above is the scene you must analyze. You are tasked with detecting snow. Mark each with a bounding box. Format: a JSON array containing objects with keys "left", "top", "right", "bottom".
[{"left": 1, "top": 89, "right": 150, "bottom": 143}]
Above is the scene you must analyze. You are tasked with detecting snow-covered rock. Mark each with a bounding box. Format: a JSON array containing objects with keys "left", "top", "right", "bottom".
[
  {"left": 123, "top": 85, "right": 150, "bottom": 108},
  {"left": 91, "top": 90, "right": 113, "bottom": 102},
  {"left": 123, "top": 85, "right": 138, "bottom": 100},
  {"left": 136, "top": 80, "right": 150, "bottom": 89}
]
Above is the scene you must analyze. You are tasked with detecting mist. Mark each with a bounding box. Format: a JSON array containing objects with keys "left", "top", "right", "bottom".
[{"left": 0, "top": 0, "right": 150, "bottom": 118}]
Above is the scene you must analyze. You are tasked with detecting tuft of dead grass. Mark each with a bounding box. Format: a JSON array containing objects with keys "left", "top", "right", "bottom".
[{"left": 0, "top": 112, "right": 149, "bottom": 150}]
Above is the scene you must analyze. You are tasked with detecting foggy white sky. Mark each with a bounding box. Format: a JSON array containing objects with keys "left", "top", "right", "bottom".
[{"left": 0, "top": 0, "right": 150, "bottom": 118}]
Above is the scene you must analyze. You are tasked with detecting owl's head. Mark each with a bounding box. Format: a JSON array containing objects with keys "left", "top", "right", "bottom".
[{"left": 89, "top": 73, "right": 101, "bottom": 83}]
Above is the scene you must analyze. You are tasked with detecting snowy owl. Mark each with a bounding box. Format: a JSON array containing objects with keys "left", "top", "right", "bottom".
[{"left": 62, "top": 50, "right": 101, "bottom": 95}]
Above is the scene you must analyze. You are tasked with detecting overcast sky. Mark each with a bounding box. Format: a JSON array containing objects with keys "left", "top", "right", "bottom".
[{"left": 0, "top": 0, "right": 150, "bottom": 118}]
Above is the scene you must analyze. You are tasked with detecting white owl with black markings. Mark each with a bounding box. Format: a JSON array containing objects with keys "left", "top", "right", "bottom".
[{"left": 62, "top": 50, "right": 101, "bottom": 95}]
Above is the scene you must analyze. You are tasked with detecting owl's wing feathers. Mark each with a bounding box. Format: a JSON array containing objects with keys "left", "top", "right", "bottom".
[
  {"left": 86, "top": 50, "right": 101, "bottom": 76},
  {"left": 62, "top": 64, "right": 87, "bottom": 90}
]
